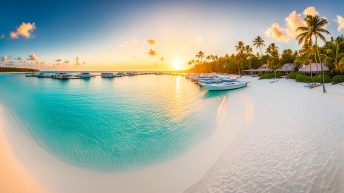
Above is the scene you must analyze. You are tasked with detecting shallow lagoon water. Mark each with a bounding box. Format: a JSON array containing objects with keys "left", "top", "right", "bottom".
[{"left": 0, "top": 74, "right": 222, "bottom": 171}]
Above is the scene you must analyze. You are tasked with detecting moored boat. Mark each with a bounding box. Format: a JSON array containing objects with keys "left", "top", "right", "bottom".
[
  {"left": 203, "top": 81, "right": 248, "bottom": 91},
  {"left": 54, "top": 72, "right": 70, "bottom": 80},
  {"left": 101, "top": 72, "right": 115, "bottom": 78},
  {"left": 25, "top": 72, "right": 35, "bottom": 77},
  {"left": 78, "top": 72, "right": 92, "bottom": 79}
]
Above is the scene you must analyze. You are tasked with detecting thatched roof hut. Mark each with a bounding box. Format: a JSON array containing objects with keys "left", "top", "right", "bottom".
[
  {"left": 299, "top": 63, "right": 329, "bottom": 73},
  {"left": 256, "top": 64, "right": 273, "bottom": 72},
  {"left": 277, "top": 63, "right": 296, "bottom": 72}
]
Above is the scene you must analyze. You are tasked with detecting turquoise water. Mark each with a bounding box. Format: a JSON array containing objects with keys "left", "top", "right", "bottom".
[{"left": 0, "top": 74, "right": 223, "bottom": 171}]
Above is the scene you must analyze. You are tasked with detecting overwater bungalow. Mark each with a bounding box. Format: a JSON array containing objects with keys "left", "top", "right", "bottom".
[{"left": 299, "top": 63, "right": 329, "bottom": 75}]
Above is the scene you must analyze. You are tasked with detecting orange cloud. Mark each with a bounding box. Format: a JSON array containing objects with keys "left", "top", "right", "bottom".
[
  {"left": 27, "top": 53, "right": 39, "bottom": 61},
  {"left": 266, "top": 6, "right": 322, "bottom": 42},
  {"left": 75, "top": 57, "right": 81, "bottom": 65},
  {"left": 1, "top": 55, "right": 8, "bottom": 64},
  {"left": 147, "top": 49, "right": 157, "bottom": 56},
  {"left": 285, "top": 11, "right": 306, "bottom": 37},
  {"left": 337, "top": 15, "right": 344, "bottom": 32},
  {"left": 10, "top": 22, "right": 36, "bottom": 39},
  {"left": 147, "top": 39, "right": 156, "bottom": 46},
  {"left": 303, "top": 6, "right": 319, "bottom": 16},
  {"left": 265, "top": 23, "right": 289, "bottom": 42}
]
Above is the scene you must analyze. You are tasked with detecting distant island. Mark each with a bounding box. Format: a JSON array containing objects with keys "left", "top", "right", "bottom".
[{"left": 0, "top": 67, "right": 38, "bottom": 73}]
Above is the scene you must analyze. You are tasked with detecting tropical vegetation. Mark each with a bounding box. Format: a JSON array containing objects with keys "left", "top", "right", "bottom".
[
  {"left": 187, "top": 14, "right": 344, "bottom": 85},
  {"left": 0, "top": 67, "right": 38, "bottom": 73}
]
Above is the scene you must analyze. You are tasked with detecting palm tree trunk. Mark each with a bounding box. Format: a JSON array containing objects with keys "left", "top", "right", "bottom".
[
  {"left": 259, "top": 47, "right": 263, "bottom": 57},
  {"left": 315, "top": 37, "right": 326, "bottom": 93}
]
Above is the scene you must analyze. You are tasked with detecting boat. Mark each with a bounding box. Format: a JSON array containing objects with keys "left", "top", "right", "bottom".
[
  {"left": 101, "top": 72, "right": 115, "bottom": 78},
  {"left": 113, "top": 72, "right": 124, "bottom": 77},
  {"left": 125, "top": 72, "right": 135, "bottom": 76},
  {"left": 54, "top": 72, "right": 70, "bottom": 80},
  {"left": 203, "top": 81, "right": 248, "bottom": 91},
  {"left": 25, "top": 72, "right": 35, "bottom": 77},
  {"left": 36, "top": 72, "right": 46, "bottom": 78},
  {"left": 78, "top": 72, "right": 92, "bottom": 79},
  {"left": 305, "top": 83, "right": 321, "bottom": 89}
]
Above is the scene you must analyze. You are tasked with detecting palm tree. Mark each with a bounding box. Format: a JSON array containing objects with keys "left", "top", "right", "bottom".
[
  {"left": 195, "top": 51, "right": 205, "bottom": 62},
  {"left": 323, "top": 41, "right": 344, "bottom": 74},
  {"left": 266, "top": 43, "right": 280, "bottom": 79},
  {"left": 235, "top": 41, "right": 245, "bottom": 75},
  {"left": 253, "top": 36, "right": 265, "bottom": 56},
  {"left": 296, "top": 15, "right": 330, "bottom": 93}
]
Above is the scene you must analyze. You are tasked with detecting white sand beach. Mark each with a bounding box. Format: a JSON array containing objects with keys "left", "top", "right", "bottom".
[{"left": 1, "top": 77, "right": 344, "bottom": 193}]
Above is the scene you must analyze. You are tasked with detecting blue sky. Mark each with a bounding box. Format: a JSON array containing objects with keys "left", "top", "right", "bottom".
[{"left": 0, "top": 0, "right": 343, "bottom": 70}]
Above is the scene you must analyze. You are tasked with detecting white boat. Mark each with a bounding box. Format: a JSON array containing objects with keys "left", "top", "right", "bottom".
[
  {"left": 101, "top": 72, "right": 115, "bottom": 78},
  {"left": 54, "top": 72, "right": 70, "bottom": 80},
  {"left": 198, "top": 78, "right": 222, "bottom": 85},
  {"left": 78, "top": 72, "right": 92, "bottom": 78},
  {"left": 25, "top": 72, "right": 35, "bottom": 77},
  {"left": 36, "top": 72, "right": 46, "bottom": 78},
  {"left": 203, "top": 81, "right": 248, "bottom": 91}
]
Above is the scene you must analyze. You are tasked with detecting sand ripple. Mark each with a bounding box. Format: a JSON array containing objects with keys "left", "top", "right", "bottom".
[{"left": 186, "top": 78, "right": 344, "bottom": 193}]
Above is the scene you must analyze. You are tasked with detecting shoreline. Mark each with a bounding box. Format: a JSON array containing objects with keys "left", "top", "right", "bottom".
[
  {"left": 2, "top": 76, "right": 344, "bottom": 192},
  {"left": 0, "top": 87, "right": 247, "bottom": 193},
  {"left": 0, "top": 103, "right": 46, "bottom": 193}
]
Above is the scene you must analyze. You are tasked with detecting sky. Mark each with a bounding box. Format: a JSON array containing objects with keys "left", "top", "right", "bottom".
[{"left": 0, "top": 0, "right": 344, "bottom": 71}]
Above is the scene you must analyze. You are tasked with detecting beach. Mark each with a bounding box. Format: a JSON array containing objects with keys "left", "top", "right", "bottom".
[{"left": 1, "top": 76, "right": 344, "bottom": 193}]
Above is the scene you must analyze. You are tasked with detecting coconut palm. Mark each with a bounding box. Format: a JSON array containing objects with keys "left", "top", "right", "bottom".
[
  {"left": 235, "top": 41, "right": 245, "bottom": 75},
  {"left": 195, "top": 51, "right": 205, "bottom": 62},
  {"left": 322, "top": 41, "right": 344, "bottom": 74},
  {"left": 253, "top": 36, "right": 265, "bottom": 56},
  {"left": 266, "top": 43, "right": 280, "bottom": 79},
  {"left": 296, "top": 15, "right": 330, "bottom": 93}
]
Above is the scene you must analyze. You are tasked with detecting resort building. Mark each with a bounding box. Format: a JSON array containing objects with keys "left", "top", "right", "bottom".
[
  {"left": 243, "top": 64, "right": 273, "bottom": 76},
  {"left": 299, "top": 63, "right": 329, "bottom": 75},
  {"left": 276, "top": 63, "right": 296, "bottom": 74}
]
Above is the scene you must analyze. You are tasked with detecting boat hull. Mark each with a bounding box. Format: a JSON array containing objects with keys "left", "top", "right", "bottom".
[{"left": 203, "top": 82, "right": 247, "bottom": 91}]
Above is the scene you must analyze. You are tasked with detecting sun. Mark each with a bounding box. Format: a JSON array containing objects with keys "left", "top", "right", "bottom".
[{"left": 171, "top": 59, "right": 184, "bottom": 70}]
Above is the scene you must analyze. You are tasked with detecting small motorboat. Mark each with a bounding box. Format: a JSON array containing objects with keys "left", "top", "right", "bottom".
[
  {"left": 54, "top": 72, "right": 70, "bottom": 80},
  {"left": 203, "top": 81, "right": 248, "bottom": 91},
  {"left": 25, "top": 72, "right": 35, "bottom": 77},
  {"left": 101, "top": 72, "right": 115, "bottom": 78},
  {"left": 305, "top": 83, "right": 321, "bottom": 89},
  {"left": 78, "top": 72, "right": 92, "bottom": 79}
]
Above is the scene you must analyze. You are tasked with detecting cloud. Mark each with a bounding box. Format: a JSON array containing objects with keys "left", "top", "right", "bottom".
[
  {"left": 64, "top": 60, "right": 69, "bottom": 64},
  {"left": 337, "top": 15, "right": 344, "bottom": 32},
  {"left": 75, "top": 57, "right": 81, "bottom": 65},
  {"left": 55, "top": 59, "right": 62, "bottom": 62},
  {"left": 10, "top": 22, "right": 36, "bottom": 39},
  {"left": 27, "top": 53, "right": 39, "bottom": 61},
  {"left": 147, "top": 49, "right": 156, "bottom": 57},
  {"left": 1, "top": 55, "right": 8, "bottom": 64},
  {"left": 0, "top": 34, "right": 5, "bottom": 39},
  {"left": 265, "top": 6, "right": 324, "bottom": 42},
  {"left": 303, "top": 6, "right": 319, "bottom": 16},
  {"left": 285, "top": 11, "right": 306, "bottom": 37},
  {"left": 147, "top": 39, "right": 156, "bottom": 46},
  {"left": 265, "top": 23, "right": 289, "bottom": 42}
]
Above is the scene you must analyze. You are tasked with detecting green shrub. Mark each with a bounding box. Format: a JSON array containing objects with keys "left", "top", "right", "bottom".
[
  {"left": 295, "top": 73, "right": 332, "bottom": 83},
  {"left": 332, "top": 75, "right": 344, "bottom": 83},
  {"left": 287, "top": 72, "right": 301, "bottom": 79},
  {"left": 295, "top": 74, "right": 313, "bottom": 83},
  {"left": 259, "top": 72, "right": 281, "bottom": 79},
  {"left": 313, "top": 74, "right": 332, "bottom": 83}
]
